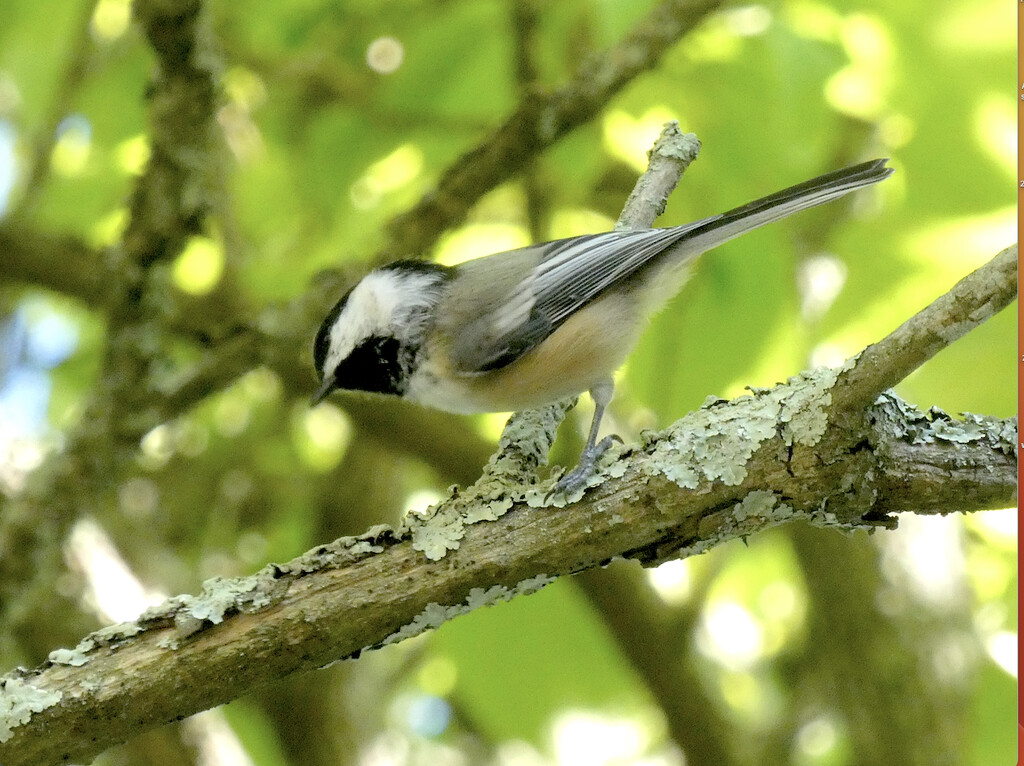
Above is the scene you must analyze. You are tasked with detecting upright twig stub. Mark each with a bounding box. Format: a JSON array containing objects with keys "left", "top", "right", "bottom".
[{"left": 617, "top": 121, "right": 701, "bottom": 231}]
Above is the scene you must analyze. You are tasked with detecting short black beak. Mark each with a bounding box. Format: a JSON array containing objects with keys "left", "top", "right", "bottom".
[{"left": 310, "top": 375, "right": 336, "bottom": 406}]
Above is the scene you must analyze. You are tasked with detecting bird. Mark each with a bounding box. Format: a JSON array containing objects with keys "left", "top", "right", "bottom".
[{"left": 311, "top": 158, "right": 893, "bottom": 496}]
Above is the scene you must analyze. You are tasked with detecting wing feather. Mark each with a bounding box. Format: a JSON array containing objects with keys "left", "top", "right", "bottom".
[
  {"left": 449, "top": 158, "right": 892, "bottom": 374},
  {"left": 450, "top": 227, "right": 692, "bottom": 372}
]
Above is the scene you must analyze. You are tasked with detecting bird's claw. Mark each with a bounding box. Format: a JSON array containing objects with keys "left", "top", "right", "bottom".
[{"left": 545, "top": 434, "right": 622, "bottom": 502}]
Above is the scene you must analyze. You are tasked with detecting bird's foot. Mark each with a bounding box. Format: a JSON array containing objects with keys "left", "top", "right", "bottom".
[{"left": 546, "top": 434, "right": 623, "bottom": 502}]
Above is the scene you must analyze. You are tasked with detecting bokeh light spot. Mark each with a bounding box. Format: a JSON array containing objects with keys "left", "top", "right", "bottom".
[{"left": 173, "top": 236, "right": 225, "bottom": 295}]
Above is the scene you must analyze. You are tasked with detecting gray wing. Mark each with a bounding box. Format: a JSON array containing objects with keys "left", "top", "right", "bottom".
[
  {"left": 449, "top": 226, "right": 698, "bottom": 372},
  {"left": 450, "top": 158, "right": 892, "bottom": 373}
]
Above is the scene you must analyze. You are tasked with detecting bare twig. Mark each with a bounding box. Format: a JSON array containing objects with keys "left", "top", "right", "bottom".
[
  {"left": 615, "top": 121, "right": 701, "bottom": 231},
  {"left": 832, "top": 243, "right": 1018, "bottom": 416}
]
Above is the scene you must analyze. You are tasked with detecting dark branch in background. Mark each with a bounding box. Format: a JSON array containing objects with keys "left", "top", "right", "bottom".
[
  {"left": 0, "top": 0, "right": 225, "bottom": 662},
  {"left": 0, "top": 223, "right": 493, "bottom": 482},
  {"left": 510, "top": 0, "right": 548, "bottom": 242},
  {"left": 787, "top": 522, "right": 973, "bottom": 765},
  {"left": 125, "top": 0, "right": 221, "bottom": 266},
  {"left": 0, "top": 122, "right": 1015, "bottom": 766},
  {"left": 0, "top": 0, "right": 726, "bottom": 479},
  {"left": 378, "top": 0, "right": 722, "bottom": 262},
  {"left": 577, "top": 562, "right": 733, "bottom": 764},
  {"left": 0, "top": 227, "right": 109, "bottom": 306}
]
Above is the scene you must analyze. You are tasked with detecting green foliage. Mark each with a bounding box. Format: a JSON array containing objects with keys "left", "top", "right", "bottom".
[{"left": 433, "top": 579, "right": 651, "bottom": 743}]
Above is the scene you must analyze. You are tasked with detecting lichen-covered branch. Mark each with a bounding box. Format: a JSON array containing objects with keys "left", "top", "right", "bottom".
[
  {"left": 832, "top": 243, "right": 1018, "bottom": 416},
  {"left": 0, "top": 379, "right": 1013, "bottom": 765}
]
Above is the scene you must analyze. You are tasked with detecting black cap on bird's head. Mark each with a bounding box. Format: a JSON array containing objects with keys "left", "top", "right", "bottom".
[{"left": 311, "top": 290, "right": 350, "bottom": 405}]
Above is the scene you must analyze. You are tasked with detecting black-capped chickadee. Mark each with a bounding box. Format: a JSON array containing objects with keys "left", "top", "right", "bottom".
[{"left": 311, "top": 159, "right": 893, "bottom": 494}]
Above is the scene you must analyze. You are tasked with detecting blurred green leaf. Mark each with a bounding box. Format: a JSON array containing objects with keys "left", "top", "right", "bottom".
[{"left": 434, "top": 578, "right": 650, "bottom": 744}]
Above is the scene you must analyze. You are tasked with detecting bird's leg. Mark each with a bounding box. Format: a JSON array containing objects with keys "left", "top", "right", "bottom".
[{"left": 549, "top": 379, "right": 621, "bottom": 498}]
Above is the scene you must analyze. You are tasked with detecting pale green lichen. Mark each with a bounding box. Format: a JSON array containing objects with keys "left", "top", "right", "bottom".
[
  {"left": 873, "top": 392, "right": 1017, "bottom": 454},
  {"left": 676, "top": 490, "right": 796, "bottom": 560},
  {"left": 0, "top": 677, "right": 62, "bottom": 742},
  {"left": 150, "top": 573, "right": 279, "bottom": 647},
  {"left": 931, "top": 418, "right": 984, "bottom": 443},
  {"left": 645, "top": 367, "right": 841, "bottom": 488},
  {"left": 89, "top": 621, "right": 143, "bottom": 644},
  {"left": 380, "top": 574, "right": 554, "bottom": 647},
  {"left": 491, "top": 401, "right": 567, "bottom": 474},
  {"left": 46, "top": 622, "right": 143, "bottom": 668},
  {"left": 346, "top": 540, "right": 386, "bottom": 556},
  {"left": 464, "top": 496, "right": 515, "bottom": 525},
  {"left": 933, "top": 411, "right": 1016, "bottom": 452},
  {"left": 644, "top": 392, "right": 775, "bottom": 488},
  {"left": 180, "top": 574, "right": 272, "bottom": 625},
  {"left": 659, "top": 128, "right": 702, "bottom": 162},
  {"left": 733, "top": 490, "right": 794, "bottom": 522},
  {"left": 407, "top": 503, "right": 466, "bottom": 561},
  {"left": 968, "top": 413, "right": 1018, "bottom": 454},
  {"left": 283, "top": 524, "right": 397, "bottom": 574},
  {"left": 47, "top": 648, "right": 90, "bottom": 668},
  {"left": 407, "top": 402, "right": 571, "bottom": 559},
  {"left": 41, "top": 525, "right": 401, "bottom": 656},
  {"left": 158, "top": 528, "right": 399, "bottom": 642},
  {"left": 778, "top": 367, "right": 838, "bottom": 446}
]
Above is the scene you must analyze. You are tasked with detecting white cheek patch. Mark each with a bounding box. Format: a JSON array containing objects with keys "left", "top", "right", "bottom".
[
  {"left": 325, "top": 281, "right": 385, "bottom": 374},
  {"left": 323, "top": 269, "right": 445, "bottom": 377}
]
